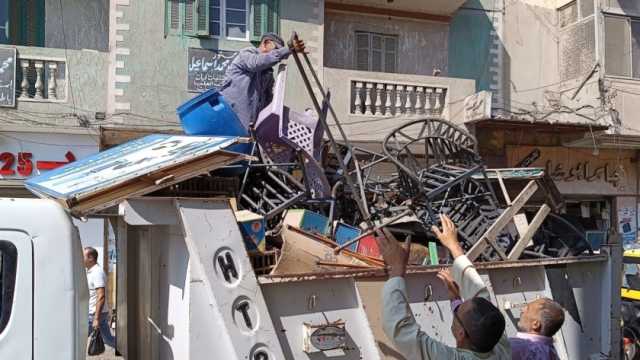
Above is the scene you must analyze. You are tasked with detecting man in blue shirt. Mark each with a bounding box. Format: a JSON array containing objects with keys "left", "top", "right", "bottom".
[{"left": 219, "top": 32, "right": 305, "bottom": 130}]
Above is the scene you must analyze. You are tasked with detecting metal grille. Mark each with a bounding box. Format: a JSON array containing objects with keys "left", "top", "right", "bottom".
[
  {"left": 560, "top": 17, "right": 595, "bottom": 81},
  {"left": 286, "top": 121, "right": 313, "bottom": 155}
]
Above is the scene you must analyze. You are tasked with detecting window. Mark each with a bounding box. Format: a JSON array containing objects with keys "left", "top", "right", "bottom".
[
  {"left": 0, "top": 241, "right": 17, "bottom": 334},
  {"left": 604, "top": 15, "right": 640, "bottom": 78},
  {"left": 0, "top": 0, "right": 45, "bottom": 46},
  {"left": 558, "top": 0, "right": 594, "bottom": 28},
  {"left": 355, "top": 32, "right": 398, "bottom": 73},
  {"left": 167, "top": 0, "right": 278, "bottom": 40}
]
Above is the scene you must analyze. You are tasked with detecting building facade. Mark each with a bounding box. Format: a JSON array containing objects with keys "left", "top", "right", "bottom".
[{"left": 451, "top": 0, "right": 640, "bottom": 247}]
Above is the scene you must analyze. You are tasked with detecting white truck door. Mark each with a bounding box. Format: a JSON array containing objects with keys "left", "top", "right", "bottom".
[{"left": 0, "top": 231, "right": 33, "bottom": 359}]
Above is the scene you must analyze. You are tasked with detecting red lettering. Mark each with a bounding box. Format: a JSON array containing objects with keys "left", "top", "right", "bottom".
[
  {"left": 0, "top": 152, "right": 15, "bottom": 175},
  {"left": 17, "top": 152, "right": 33, "bottom": 177}
]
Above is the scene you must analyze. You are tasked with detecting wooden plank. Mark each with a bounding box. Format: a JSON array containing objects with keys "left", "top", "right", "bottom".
[
  {"left": 508, "top": 204, "right": 551, "bottom": 260},
  {"left": 513, "top": 213, "right": 529, "bottom": 238},
  {"left": 70, "top": 151, "right": 247, "bottom": 216},
  {"left": 466, "top": 180, "right": 539, "bottom": 261}
]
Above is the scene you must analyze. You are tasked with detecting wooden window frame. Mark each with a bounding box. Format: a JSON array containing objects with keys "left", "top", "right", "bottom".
[{"left": 354, "top": 31, "right": 398, "bottom": 73}]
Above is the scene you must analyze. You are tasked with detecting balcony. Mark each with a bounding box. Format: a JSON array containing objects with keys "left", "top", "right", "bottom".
[
  {"left": 322, "top": 67, "right": 476, "bottom": 141},
  {"left": 351, "top": 80, "right": 446, "bottom": 117},
  {"left": 2, "top": 46, "right": 109, "bottom": 128},
  {"left": 325, "top": 0, "right": 467, "bottom": 17},
  {"left": 16, "top": 55, "right": 67, "bottom": 102}
]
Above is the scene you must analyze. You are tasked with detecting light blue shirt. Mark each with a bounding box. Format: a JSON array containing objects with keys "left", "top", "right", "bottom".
[
  {"left": 382, "top": 255, "right": 511, "bottom": 359},
  {"left": 219, "top": 46, "right": 291, "bottom": 130}
]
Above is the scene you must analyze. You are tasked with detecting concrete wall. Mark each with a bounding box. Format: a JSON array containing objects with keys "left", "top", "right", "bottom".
[
  {"left": 324, "top": 11, "right": 449, "bottom": 76},
  {"left": 502, "top": 0, "right": 562, "bottom": 111},
  {"left": 45, "top": 0, "right": 109, "bottom": 51},
  {"left": 604, "top": 0, "right": 640, "bottom": 16},
  {"left": 114, "top": 0, "right": 325, "bottom": 126},
  {"left": 448, "top": 0, "right": 495, "bottom": 92},
  {"left": 5, "top": 46, "right": 109, "bottom": 128},
  {"left": 323, "top": 67, "right": 475, "bottom": 140}
]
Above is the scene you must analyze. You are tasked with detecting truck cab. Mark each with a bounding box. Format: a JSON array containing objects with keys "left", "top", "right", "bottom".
[{"left": 0, "top": 198, "right": 88, "bottom": 360}]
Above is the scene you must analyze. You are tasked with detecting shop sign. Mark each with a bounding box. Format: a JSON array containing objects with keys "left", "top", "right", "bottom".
[
  {"left": 0, "top": 151, "right": 76, "bottom": 177},
  {"left": 507, "top": 145, "right": 636, "bottom": 194}
]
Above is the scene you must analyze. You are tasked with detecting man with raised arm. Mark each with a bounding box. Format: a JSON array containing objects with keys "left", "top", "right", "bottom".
[{"left": 377, "top": 214, "right": 511, "bottom": 359}]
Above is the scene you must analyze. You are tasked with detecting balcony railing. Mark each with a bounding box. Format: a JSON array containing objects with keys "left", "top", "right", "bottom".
[
  {"left": 351, "top": 80, "right": 447, "bottom": 117},
  {"left": 17, "top": 56, "right": 67, "bottom": 102}
]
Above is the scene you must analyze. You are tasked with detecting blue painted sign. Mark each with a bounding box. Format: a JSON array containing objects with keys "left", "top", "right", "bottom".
[{"left": 25, "top": 134, "right": 239, "bottom": 200}]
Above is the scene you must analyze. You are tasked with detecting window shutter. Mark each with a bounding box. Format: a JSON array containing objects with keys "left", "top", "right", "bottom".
[
  {"left": 604, "top": 16, "right": 631, "bottom": 77},
  {"left": 0, "top": 0, "right": 8, "bottom": 44},
  {"left": 167, "top": 0, "right": 181, "bottom": 32},
  {"left": 266, "top": 0, "right": 277, "bottom": 33},
  {"left": 384, "top": 36, "right": 398, "bottom": 73},
  {"left": 355, "top": 32, "right": 370, "bottom": 71},
  {"left": 183, "top": 0, "right": 196, "bottom": 35},
  {"left": 251, "top": 0, "right": 265, "bottom": 41},
  {"left": 251, "top": 0, "right": 279, "bottom": 42},
  {"left": 196, "top": 0, "right": 209, "bottom": 36}
]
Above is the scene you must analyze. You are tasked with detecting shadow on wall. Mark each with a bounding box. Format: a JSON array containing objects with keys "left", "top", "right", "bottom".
[{"left": 449, "top": 0, "right": 511, "bottom": 110}]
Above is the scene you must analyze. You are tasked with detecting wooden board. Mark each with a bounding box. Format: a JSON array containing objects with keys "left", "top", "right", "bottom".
[
  {"left": 25, "top": 135, "right": 251, "bottom": 216},
  {"left": 270, "top": 226, "right": 376, "bottom": 275}
]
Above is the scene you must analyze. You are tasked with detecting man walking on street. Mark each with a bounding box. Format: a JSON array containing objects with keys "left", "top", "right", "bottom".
[
  {"left": 378, "top": 214, "right": 511, "bottom": 359},
  {"left": 219, "top": 32, "right": 305, "bottom": 130},
  {"left": 84, "top": 247, "right": 116, "bottom": 349}
]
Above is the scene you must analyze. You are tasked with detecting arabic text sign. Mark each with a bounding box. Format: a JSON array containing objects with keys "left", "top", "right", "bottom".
[
  {"left": 0, "top": 47, "right": 16, "bottom": 107},
  {"left": 507, "top": 145, "right": 636, "bottom": 195},
  {"left": 25, "top": 135, "right": 239, "bottom": 199},
  {"left": 187, "top": 48, "right": 238, "bottom": 92}
]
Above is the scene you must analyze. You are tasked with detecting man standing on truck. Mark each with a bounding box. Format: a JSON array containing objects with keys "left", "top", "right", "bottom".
[
  {"left": 377, "top": 214, "right": 511, "bottom": 359},
  {"left": 84, "top": 247, "right": 116, "bottom": 349},
  {"left": 219, "top": 32, "right": 306, "bottom": 130}
]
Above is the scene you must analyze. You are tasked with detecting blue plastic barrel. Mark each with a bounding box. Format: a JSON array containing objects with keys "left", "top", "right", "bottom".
[
  {"left": 177, "top": 89, "right": 251, "bottom": 173},
  {"left": 177, "top": 89, "right": 248, "bottom": 138}
]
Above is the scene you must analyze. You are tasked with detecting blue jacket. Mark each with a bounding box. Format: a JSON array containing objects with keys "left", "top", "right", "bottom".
[{"left": 219, "top": 46, "right": 291, "bottom": 130}]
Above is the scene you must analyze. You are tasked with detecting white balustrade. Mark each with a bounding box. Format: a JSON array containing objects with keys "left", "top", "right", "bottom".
[
  {"left": 374, "top": 83, "right": 384, "bottom": 116},
  {"left": 384, "top": 84, "right": 394, "bottom": 115},
  {"left": 351, "top": 80, "right": 447, "bottom": 117},
  {"left": 394, "top": 85, "right": 403, "bottom": 115},
  {"left": 364, "top": 83, "right": 374, "bottom": 115},
  {"left": 16, "top": 57, "right": 66, "bottom": 102}
]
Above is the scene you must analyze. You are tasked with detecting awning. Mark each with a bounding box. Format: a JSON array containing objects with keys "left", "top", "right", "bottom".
[{"left": 25, "top": 134, "right": 252, "bottom": 216}]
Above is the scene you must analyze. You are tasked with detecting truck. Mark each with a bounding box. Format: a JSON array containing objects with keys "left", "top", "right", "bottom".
[
  {"left": 0, "top": 62, "right": 623, "bottom": 359},
  {"left": 0, "top": 196, "right": 622, "bottom": 360}
]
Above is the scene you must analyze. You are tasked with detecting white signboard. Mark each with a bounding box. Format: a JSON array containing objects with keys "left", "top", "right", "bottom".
[{"left": 25, "top": 134, "right": 239, "bottom": 200}]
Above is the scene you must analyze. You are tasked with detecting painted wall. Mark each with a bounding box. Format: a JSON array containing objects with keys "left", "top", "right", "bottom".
[
  {"left": 1, "top": 46, "right": 110, "bottom": 129},
  {"left": 448, "top": 0, "right": 495, "bottom": 92},
  {"left": 114, "top": 0, "right": 325, "bottom": 125},
  {"left": 44, "top": 0, "right": 109, "bottom": 51},
  {"left": 324, "top": 11, "right": 449, "bottom": 76}
]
